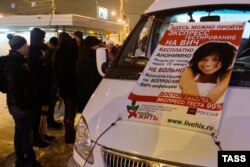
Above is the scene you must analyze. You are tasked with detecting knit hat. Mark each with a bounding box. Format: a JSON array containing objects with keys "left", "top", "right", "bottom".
[
  {"left": 7, "top": 35, "right": 27, "bottom": 51},
  {"left": 7, "top": 33, "right": 14, "bottom": 40}
]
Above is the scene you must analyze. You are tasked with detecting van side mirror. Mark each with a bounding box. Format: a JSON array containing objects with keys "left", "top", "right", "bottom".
[{"left": 96, "top": 47, "right": 108, "bottom": 77}]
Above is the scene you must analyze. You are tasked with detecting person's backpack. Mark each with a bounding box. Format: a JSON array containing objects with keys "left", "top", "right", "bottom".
[{"left": 0, "top": 55, "right": 9, "bottom": 93}]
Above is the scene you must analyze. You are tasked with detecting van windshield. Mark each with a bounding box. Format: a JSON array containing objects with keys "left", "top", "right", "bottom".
[{"left": 106, "top": 6, "right": 250, "bottom": 86}]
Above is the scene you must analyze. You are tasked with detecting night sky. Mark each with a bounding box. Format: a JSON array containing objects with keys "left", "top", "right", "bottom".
[{"left": 0, "top": 0, "right": 154, "bottom": 28}]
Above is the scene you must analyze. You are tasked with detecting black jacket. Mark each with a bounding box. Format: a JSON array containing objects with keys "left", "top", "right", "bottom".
[
  {"left": 28, "top": 45, "right": 50, "bottom": 105},
  {"left": 28, "top": 28, "right": 50, "bottom": 106},
  {"left": 75, "top": 48, "right": 102, "bottom": 111},
  {"left": 53, "top": 38, "right": 78, "bottom": 99},
  {"left": 4, "top": 51, "right": 31, "bottom": 110}
]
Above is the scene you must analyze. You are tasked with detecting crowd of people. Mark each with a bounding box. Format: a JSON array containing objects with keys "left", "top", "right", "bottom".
[{"left": 3, "top": 28, "right": 119, "bottom": 167}]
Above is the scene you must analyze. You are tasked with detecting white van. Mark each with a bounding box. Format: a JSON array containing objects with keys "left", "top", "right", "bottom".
[{"left": 68, "top": 0, "right": 250, "bottom": 166}]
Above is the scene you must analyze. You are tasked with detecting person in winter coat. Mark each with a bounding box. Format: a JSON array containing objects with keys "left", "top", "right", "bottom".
[
  {"left": 75, "top": 36, "right": 103, "bottom": 112},
  {"left": 72, "top": 31, "right": 85, "bottom": 57},
  {"left": 44, "top": 37, "right": 63, "bottom": 130},
  {"left": 53, "top": 32, "right": 78, "bottom": 143},
  {"left": 5, "top": 35, "right": 41, "bottom": 167},
  {"left": 28, "top": 28, "right": 54, "bottom": 148}
]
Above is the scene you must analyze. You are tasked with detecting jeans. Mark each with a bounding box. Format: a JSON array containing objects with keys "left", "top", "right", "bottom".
[
  {"left": 8, "top": 105, "right": 38, "bottom": 166},
  {"left": 29, "top": 104, "right": 42, "bottom": 141}
]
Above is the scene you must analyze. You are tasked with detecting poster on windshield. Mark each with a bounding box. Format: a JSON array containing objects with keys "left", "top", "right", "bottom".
[{"left": 127, "top": 22, "right": 245, "bottom": 134}]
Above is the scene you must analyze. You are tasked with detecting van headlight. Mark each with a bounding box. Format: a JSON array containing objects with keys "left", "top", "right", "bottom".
[{"left": 74, "top": 116, "right": 94, "bottom": 164}]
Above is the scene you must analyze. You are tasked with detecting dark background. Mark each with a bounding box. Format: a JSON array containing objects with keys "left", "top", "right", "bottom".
[{"left": 0, "top": 0, "right": 154, "bottom": 28}]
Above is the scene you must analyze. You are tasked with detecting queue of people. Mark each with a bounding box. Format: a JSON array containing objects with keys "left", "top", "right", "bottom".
[{"left": 3, "top": 28, "right": 120, "bottom": 167}]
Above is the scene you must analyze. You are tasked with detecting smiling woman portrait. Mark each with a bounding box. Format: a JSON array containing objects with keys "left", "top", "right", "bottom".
[{"left": 179, "top": 41, "right": 237, "bottom": 104}]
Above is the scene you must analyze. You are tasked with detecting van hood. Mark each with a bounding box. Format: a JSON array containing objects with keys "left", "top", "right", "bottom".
[
  {"left": 82, "top": 79, "right": 219, "bottom": 167},
  {"left": 97, "top": 120, "right": 218, "bottom": 167}
]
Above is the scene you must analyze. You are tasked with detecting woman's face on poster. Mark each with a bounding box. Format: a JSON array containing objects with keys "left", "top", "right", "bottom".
[{"left": 198, "top": 54, "right": 222, "bottom": 75}]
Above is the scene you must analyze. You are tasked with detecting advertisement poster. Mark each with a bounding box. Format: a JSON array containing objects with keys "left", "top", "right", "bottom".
[{"left": 127, "top": 22, "right": 245, "bottom": 134}]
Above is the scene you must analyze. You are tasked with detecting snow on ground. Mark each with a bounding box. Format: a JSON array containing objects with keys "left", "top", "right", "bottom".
[{"left": 0, "top": 93, "right": 81, "bottom": 167}]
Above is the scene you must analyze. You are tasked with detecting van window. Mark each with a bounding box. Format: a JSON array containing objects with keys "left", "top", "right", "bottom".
[
  {"left": 116, "top": 16, "right": 153, "bottom": 69},
  {"left": 107, "top": 6, "right": 250, "bottom": 87}
]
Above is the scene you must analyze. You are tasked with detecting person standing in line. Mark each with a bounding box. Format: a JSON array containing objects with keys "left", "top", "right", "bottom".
[
  {"left": 44, "top": 37, "right": 63, "bottom": 130},
  {"left": 72, "top": 31, "right": 85, "bottom": 57},
  {"left": 75, "top": 36, "right": 103, "bottom": 112},
  {"left": 5, "top": 35, "right": 42, "bottom": 167},
  {"left": 28, "top": 28, "right": 55, "bottom": 148},
  {"left": 53, "top": 32, "right": 78, "bottom": 143},
  {"left": 73, "top": 31, "right": 86, "bottom": 112}
]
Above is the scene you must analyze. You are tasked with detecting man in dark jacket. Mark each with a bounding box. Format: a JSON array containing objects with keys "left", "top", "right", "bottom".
[
  {"left": 53, "top": 32, "right": 78, "bottom": 143},
  {"left": 72, "top": 31, "right": 85, "bottom": 57},
  {"left": 28, "top": 28, "right": 54, "bottom": 148},
  {"left": 5, "top": 35, "right": 41, "bottom": 167},
  {"left": 44, "top": 37, "right": 63, "bottom": 130},
  {"left": 75, "top": 36, "right": 102, "bottom": 112}
]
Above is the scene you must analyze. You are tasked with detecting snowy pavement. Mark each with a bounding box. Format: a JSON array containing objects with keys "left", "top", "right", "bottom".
[{"left": 0, "top": 93, "right": 80, "bottom": 167}]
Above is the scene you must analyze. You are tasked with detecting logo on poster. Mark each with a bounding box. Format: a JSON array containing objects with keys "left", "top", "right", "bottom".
[
  {"left": 187, "top": 107, "right": 197, "bottom": 115},
  {"left": 127, "top": 101, "right": 139, "bottom": 119},
  {"left": 187, "top": 108, "right": 219, "bottom": 117},
  {"left": 127, "top": 101, "right": 158, "bottom": 121}
]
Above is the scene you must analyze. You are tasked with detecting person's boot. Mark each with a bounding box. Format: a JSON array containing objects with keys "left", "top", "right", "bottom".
[
  {"left": 44, "top": 134, "right": 56, "bottom": 141},
  {"left": 15, "top": 157, "right": 28, "bottom": 167},
  {"left": 64, "top": 119, "right": 76, "bottom": 144},
  {"left": 47, "top": 120, "right": 63, "bottom": 130},
  {"left": 26, "top": 160, "right": 42, "bottom": 167},
  {"left": 33, "top": 136, "right": 50, "bottom": 148}
]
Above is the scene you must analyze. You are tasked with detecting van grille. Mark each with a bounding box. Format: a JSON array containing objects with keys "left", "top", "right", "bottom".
[
  {"left": 102, "top": 148, "right": 150, "bottom": 167},
  {"left": 101, "top": 147, "right": 203, "bottom": 167}
]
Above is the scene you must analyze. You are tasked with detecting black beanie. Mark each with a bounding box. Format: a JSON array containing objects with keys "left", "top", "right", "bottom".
[
  {"left": 8, "top": 35, "right": 27, "bottom": 51},
  {"left": 49, "top": 37, "right": 58, "bottom": 46}
]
